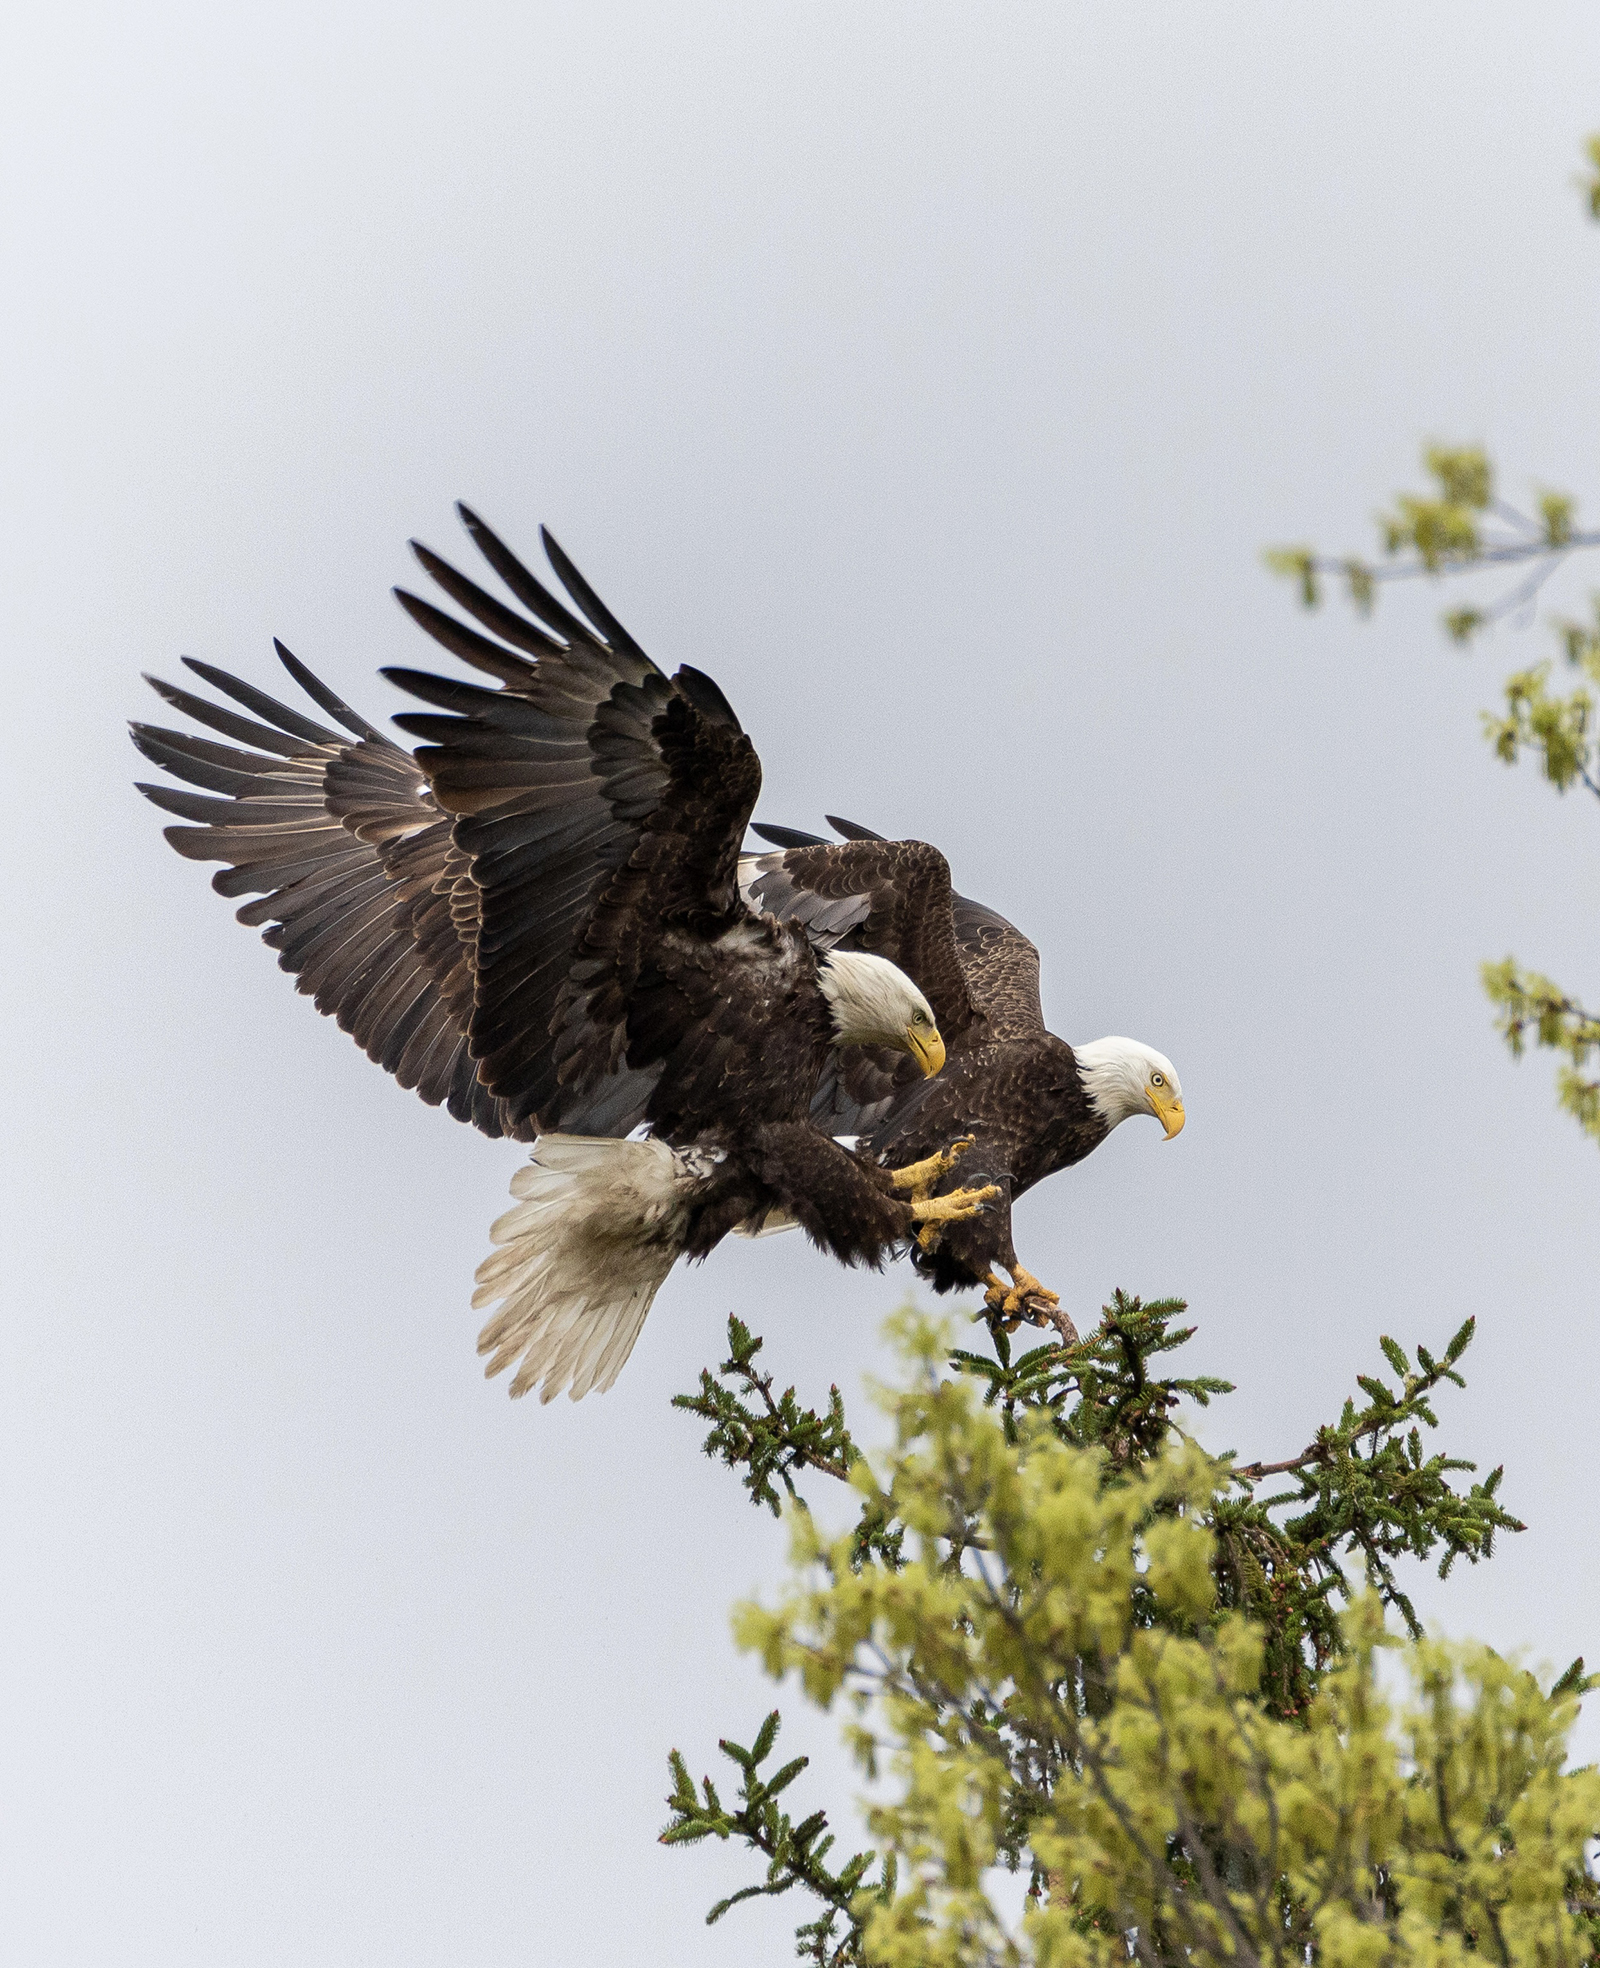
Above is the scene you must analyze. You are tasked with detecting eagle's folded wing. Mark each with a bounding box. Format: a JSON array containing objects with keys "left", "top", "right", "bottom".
[
  {"left": 740, "top": 829, "right": 977, "bottom": 1029},
  {"left": 944, "top": 886, "right": 1046, "bottom": 1040},
  {"left": 744, "top": 818, "right": 1046, "bottom": 1038},
  {"left": 738, "top": 819, "right": 1047, "bottom": 1137}
]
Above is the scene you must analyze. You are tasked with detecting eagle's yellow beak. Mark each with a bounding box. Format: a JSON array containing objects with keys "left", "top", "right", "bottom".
[
  {"left": 1149, "top": 1084, "right": 1186, "bottom": 1140},
  {"left": 907, "top": 1026, "right": 947, "bottom": 1077}
]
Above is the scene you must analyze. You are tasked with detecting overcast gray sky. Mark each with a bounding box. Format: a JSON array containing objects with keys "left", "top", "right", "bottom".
[{"left": 5, "top": 4, "right": 1600, "bottom": 1962}]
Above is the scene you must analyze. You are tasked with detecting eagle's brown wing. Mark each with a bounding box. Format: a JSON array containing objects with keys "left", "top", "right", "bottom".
[
  {"left": 738, "top": 830, "right": 974, "bottom": 1035},
  {"left": 743, "top": 818, "right": 1045, "bottom": 1038},
  {"left": 133, "top": 645, "right": 521, "bottom": 1136},
  {"left": 134, "top": 510, "right": 766, "bottom": 1142},
  {"left": 383, "top": 511, "right": 765, "bottom": 1136},
  {"left": 739, "top": 819, "right": 1046, "bottom": 1136},
  {"left": 943, "top": 887, "right": 1046, "bottom": 1040}
]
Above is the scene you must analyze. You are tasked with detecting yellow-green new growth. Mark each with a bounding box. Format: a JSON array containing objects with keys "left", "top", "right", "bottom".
[
  {"left": 730, "top": 1311, "right": 1598, "bottom": 1968},
  {"left": 1267, "top": 131, "right": 1600, "bottom": 1149}
]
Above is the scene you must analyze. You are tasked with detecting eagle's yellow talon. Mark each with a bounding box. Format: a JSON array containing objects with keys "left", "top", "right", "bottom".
[
  {"left": 909, "top": 1182, "right": 1000, "bottom": 1225},
  {"left": 909, "top": 1181, "right": 1000, "bottom": 1250},
  {"left": 1008, "top": 1264, "right": 1060, "bottom": 1310},
  {"left": 982, "top": 1264, "right": 1067, "bottom": 1335},
  {"left": 888, "top": 1136, "right": 975, "bottom": 1197}
]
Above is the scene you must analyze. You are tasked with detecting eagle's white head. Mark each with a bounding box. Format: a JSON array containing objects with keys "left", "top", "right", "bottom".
[
  {"left": 817, "top": 950, "right": 946, "bottom": 1076},
  {"left": 1074, "top": 1037, "right": 1185, "bottom": 1139}
]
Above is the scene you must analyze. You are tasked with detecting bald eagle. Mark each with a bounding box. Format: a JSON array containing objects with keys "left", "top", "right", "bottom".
[
  {"left": 740, "top": 823, "right": 1185, "bottom": 1339},
  {"left": 131, "top": 511, "right": 995, "bottom": 1401}
]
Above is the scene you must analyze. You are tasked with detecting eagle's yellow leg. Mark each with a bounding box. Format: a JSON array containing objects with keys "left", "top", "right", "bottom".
[
  {"left": 887, "top": 1136, "right": 974, "bottom": 1197},
  {"left": 910, "top": 1183, "right": 1000, "bottom": 1250}
]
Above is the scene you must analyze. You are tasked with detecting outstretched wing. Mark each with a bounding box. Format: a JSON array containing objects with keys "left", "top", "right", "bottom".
[
  {"left": 132, "top": 644, "right": 521, "bottom": 1136},
  {"left": 136, "top": 510, "right": 769, "bottom": 1142},
  {"left": 739, "top": 817, "right": 1046, "bottom": 1136},
  {"left": 385, "top": 508, "right": 765, "bottom": 1135}
]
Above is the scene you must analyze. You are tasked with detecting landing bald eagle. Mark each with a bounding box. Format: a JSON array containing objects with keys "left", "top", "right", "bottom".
[
  {"left": 740, "top": 822, "right": 1185, "bottom": 1338},
  {"left": 131, "top": 511, "right": 994, "bottom": 1401}
]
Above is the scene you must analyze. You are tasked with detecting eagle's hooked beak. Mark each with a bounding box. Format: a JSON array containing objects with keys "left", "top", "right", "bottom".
[
  {"left": 1149, "top": 1084, "right": 1186, "bottom": 1140},
  {"left": 907, "top": 1026, "right": 947, "bottom": 1077}
]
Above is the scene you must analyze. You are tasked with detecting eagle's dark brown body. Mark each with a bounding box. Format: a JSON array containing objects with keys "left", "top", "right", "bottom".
[{"left": 849, "top": 1036, "right": 1109, "bottom": 1293}]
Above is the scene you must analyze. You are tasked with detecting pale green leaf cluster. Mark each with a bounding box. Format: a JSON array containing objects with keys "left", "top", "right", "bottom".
[
  {"left": 1467, "top": 597, "right": 1600, "bottom": 1139},
  {"left": 1479, "top": 599, "right": 1600, "bottom": 795},
  {"left": 1377, "top": 446, "right": 1491, "bottom": 568},
  {"left": 1482, "top": 961, "right": 1600, "bottom": 1145},
  {"left": 1265, "top": 445, "right": 1592, "bottom": 635},
  {"left": 1262, "top": 548, "right": 1377, "bottom": 615},
  {"left": 1482, "top": 663, "right": 1592, "bottom": 789},
  {"left": 735, "top": 1312, "right": 1599, "bottom": 1968},
  {"left": 1580, "top": 133, "right": 1600, "bottom": 222},
  {"left": 1267, "top": 132, "right": 1600, "bottom": 1148}
]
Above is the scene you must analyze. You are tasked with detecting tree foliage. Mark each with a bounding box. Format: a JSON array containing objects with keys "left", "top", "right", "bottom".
[
  {"left": 661, "top": 1301, "right": 1583, "bottom": 1965},
  {"left": 1267, "top": 134, "right": 1600, "bottom": 1145}
]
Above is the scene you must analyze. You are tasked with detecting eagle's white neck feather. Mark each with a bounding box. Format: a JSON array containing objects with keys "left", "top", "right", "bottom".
[
  {"left": 1075, "top": 1036, "right": 1180, "bottom": 1130},
  {"left": 817, "top": 949, "right": 932, "bottom": 1047}
]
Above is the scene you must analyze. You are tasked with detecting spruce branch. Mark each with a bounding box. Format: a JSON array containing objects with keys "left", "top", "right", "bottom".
[
  {"left": 661, "top": 1711, "right": 892, "bottom": 1966},
  {"left": 674, "top": 1315, "right": 859, "bottom": 1508},
  {"left": 1215, "top": 1316, "right": 1524, "bottom": 1706},
  {"left": 950, "top": 1288, "right": 1232, "bottom": 1467},
  {"left": 674, "top": 1316, "right": 904, "bottom": 1567}
]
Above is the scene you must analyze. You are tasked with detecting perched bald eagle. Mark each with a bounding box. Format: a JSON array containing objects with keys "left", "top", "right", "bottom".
[
  {"left": 131, "top": 511, "right": 994, "bottom": 1401},
  {"left": 740, "top": 822, "right": 1185, "bottom": 1338}
]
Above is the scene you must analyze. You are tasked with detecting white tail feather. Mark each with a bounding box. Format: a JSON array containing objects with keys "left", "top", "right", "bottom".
[{"left": 473, "top": 1135, "right": 714, "bottom": 1403}]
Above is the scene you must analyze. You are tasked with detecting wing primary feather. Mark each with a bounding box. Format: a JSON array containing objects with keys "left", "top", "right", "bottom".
[
  {"left": 272, "top": 641, "right": 384, "bottom": 741},
  {"left": 539, "top": 527, "right": 652, "bottom": 665},
  {"left": 455, "top": 505, "right": 595, "bottom": 648},
  {"left": 408, "top": 542, "right": 558, "bottom": 664},
  {"left": 751, "top": 823, "right": 828, "bottom": 849},
  {"left": 129, "top": 725, "right": 294, "bottom": 796},
  {"left": 826, "top": 815, "right": 887, "bottom": 842},
  {"left": 136, "top": 782, "right": 321, "bottom": 826},
  {"left": 178, "top": 658, "right": 342, "bottom": 748},
  {"left": 392, "top": 590, "right": 547, "bottom": 688},
  {"left": 380, "top": 666, "right": 509, "bottom": 716},
  {"left": 142, "top": 674, "right": 311, "bottom": 758}
]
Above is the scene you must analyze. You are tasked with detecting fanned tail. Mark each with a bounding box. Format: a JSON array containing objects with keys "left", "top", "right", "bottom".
[{"left": 473, "top": 1135, "right": 717, "bottom": 1402}]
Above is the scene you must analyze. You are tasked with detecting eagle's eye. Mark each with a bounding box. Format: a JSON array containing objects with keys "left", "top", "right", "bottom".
[
  {"left": 912, "top": 1009, "right": 928, "bottom": 1025},
  {"left": 1151, "top": 1072, "right": 1165, "bottom": 1088}
]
